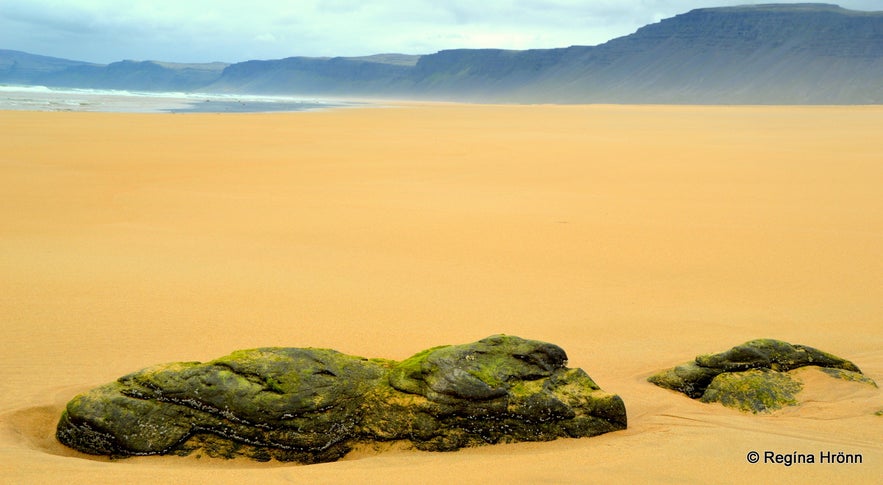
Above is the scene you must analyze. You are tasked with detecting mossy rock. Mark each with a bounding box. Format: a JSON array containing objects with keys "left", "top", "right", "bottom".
[
  {"left": 694, "top": 339, "right": 861, "bottom": 373},
  {"left": 646, "top": 362, "right": 721, "bottom": 399},
  {"left": 58, "top": 335, "right": 626, "bottom": 463},
  {"left": 700, "top": 369, "right": 802, "bottom": 413},
  {"left": 817, "top": 367, "right": 878, "bottom": 387},
  {"left": 388, "top": 334, "right": 568, "bottom": 403},
  {"left": 648, "top": 339, "right": 873, "bottom": 413}
]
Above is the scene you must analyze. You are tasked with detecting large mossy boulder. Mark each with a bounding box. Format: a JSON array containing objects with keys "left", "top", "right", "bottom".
[
  {"left": 648, "top": 339, "right": 875, "bottom": 413},
  {"left": 58, "top": 335, "right": 627, "bottom": 463}
]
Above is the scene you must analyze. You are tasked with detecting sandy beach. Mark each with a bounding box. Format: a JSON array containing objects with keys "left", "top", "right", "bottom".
[{"left": 1, "top": 104, "right": 881, "bottom": 483}]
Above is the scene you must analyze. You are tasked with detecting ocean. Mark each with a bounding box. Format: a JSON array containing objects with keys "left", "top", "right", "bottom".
[{"left": 0, "top": 84, "right": 354, "bottom": 113}]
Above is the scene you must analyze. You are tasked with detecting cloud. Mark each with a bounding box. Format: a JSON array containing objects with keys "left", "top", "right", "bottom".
[
  {"left": 1, "top": 0, "right": 880, "bottom": 63},
  {"left": 254, "top": 33, "right": 278, "bottom": 43}
]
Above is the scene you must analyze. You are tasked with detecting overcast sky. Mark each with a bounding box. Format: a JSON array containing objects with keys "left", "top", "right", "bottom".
[{"left": 1, "top": 0, "right": 880, "bottom": 64}]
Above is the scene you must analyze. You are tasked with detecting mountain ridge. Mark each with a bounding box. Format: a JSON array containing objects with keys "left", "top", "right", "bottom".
[{"left": 2, "top": 4, "right": 881, "bottom": 104}]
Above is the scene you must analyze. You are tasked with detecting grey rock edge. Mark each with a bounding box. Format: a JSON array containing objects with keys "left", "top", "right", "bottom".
[
  {"left": 57, "top": 335, "right": 627, "bottom": 463},
  {"left": 648, "top": 339, "right": 877, "bottom": 413}
]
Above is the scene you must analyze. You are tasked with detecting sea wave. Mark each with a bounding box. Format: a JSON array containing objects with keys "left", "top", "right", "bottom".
[
  {"left": 0, "top": 84, "right": 346, "bottom": 113},
  {"left": 0, "top": 84, "right": 56, "bottom": 93}
]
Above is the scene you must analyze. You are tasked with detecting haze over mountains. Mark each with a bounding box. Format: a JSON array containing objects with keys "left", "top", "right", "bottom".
[{"left": 2, "top": 4, "right": 881, "bottom": 104}]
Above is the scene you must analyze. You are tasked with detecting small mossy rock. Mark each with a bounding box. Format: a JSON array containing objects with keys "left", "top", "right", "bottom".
[
  {"left": 646, "top": 362, "right": 722, "bottom": 399},
  {"left": 695, "top": 339, "right": 861, "bottom": 373},
  {"left": 648, "top": 339, "right": 872, "bottom": 414},
  {"left": 700, "top": 369, "right": 802, "bottom": 413},
  {"left": 58, "top": 335, "right": 626, "bottom": 463}
]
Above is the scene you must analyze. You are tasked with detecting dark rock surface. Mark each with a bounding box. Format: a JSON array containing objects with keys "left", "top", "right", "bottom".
[
  {"left": 57, "top": 335, "right": 626, "bottom": 463},
  {"left": 649, "top": 339, "right": 875, "bottom": 412}
]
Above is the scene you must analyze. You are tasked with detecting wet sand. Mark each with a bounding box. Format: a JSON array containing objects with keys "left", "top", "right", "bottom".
[{"left": 1, "top": 104, "right": 881, "bottom": 483}]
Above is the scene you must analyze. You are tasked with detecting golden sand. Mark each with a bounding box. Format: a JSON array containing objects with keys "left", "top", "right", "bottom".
[{"left": 1, "top": 104, "right": 881, "bottom": 483}]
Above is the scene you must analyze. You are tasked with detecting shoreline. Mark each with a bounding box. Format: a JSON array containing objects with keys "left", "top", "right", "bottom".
[
  {"left": 0, "top": 84, "right": 365, "bottom": 113},
  {"left": 4, "top": 85, "right": 881, "bottom": 114}
]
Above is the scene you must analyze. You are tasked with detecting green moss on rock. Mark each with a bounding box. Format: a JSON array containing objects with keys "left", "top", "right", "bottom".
[
  {"left": 646, "top": 362, "right": 721, "bottom": 399},
  {"left": 818, "top": 367, "right": 878, "bottom": 387},
  {"left": 648, "top": 339, "right": 872, "bottom": 413},
  {"left": 58, "top": 335, "right": 626, "bottom": 463},
  {"left": 695, "top": 339, "right": 860, "bottom": 373},
  {"left": 700, "top": 369, "right": 802, "bottom": 413}
]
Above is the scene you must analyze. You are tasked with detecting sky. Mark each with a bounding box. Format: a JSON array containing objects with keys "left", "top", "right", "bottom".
[{"left": 1, "top": 0, "right": 880, "bottom": 64}]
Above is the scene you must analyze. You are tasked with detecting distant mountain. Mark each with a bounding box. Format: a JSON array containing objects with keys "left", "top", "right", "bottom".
[
  {"left": 401, "top": 3, "right": 883, "bottom": 104},
  {"left": 511, "top": 3, "right": 883, "bottom": 103},
  {"left": 207, "top": 56, "right": 415, "bottom": 94},
  {"left": 0, "top": 51, "right": 228, "bottom": 92},
  {"left": 0, "top": 49, "right": 98, "bottom": 84},
  {"left": 2, "top": 4, "right": 881, "bottom": 104}
]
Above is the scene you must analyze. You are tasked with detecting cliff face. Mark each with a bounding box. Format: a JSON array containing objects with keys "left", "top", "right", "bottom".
[
  {"left": 398, "top": 4, "right": 883, "bottom": 103},
  {"left": 554, "top": 3, "right": 883, "bottom": 103},
  {"left": 2, "top": 4, "right": 881, "bottom": 104},
  {"left": 45, "top": 61, "right": 226, "bottom": 92},
  {"left": 208, "top": 56, "right": 414, "bottom": 94}
]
